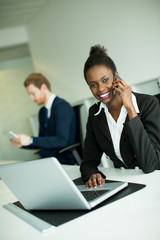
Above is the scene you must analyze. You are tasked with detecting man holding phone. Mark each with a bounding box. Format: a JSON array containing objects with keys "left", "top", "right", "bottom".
[{"left": 10, "top": 73, "right": 76, "bottom": 165}]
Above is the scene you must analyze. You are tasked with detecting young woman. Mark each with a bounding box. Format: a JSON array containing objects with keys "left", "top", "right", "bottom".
[{"left": 80, "top": 45, "right": 160, "bottom": 188}]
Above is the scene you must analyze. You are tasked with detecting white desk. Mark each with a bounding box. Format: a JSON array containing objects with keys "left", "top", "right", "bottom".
[{"left": 0, "top": 161, "right": 160, "bottom": 240}]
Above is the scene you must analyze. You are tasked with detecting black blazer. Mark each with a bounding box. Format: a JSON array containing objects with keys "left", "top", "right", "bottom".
[
  {"left": 27, "top": 96, "right": 76, "bottom": 164},
  {"left": 80, "top": 92, "right": 160, "bottom": 181}
]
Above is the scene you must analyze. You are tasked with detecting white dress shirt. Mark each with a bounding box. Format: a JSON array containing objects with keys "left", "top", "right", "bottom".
[
  {"left": 45, "top": 93, "right": 56, "bottom": 118},
  {"left": 94, "top": 93, "right": 140, "bottom": 163}
]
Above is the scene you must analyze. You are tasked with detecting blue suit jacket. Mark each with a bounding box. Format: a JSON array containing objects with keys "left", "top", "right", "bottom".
[{"left": 28, "top": 96, "right": 76, "bottom": 164}]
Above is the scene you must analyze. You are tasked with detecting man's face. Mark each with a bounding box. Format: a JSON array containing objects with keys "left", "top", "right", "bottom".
[{"left": 26, "top": 84, "right": 46, "bottom": 105}]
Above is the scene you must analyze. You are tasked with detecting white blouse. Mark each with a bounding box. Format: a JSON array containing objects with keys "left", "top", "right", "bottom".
[{"left": 94, "top": 93, "right": 140, "bottom": 163}]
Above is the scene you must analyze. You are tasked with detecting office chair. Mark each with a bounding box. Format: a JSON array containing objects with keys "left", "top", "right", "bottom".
[
  {"left": 58, "top": 104, "right": 84, "bottom": 165},
  {"left": 155, "top": 93, "right": 160, "bottom": 105}
]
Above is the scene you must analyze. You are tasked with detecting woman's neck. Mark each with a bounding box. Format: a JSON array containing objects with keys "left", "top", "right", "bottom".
[{"left": 106, "top": 94, "right": 123, "bottom": 122}]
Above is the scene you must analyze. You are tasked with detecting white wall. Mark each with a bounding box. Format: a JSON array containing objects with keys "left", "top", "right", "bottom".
[
  {"left": 1, "top": 0, "right": 160, "bottom": 161},
  {"left": 0, "top": 57, "right": 38, "bottom": 160},
  {"left": 26, "top": 0, "right": 160, "bottom": 103}
]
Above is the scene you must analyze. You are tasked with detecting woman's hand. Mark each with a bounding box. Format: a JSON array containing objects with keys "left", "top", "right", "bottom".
[
  {"left": 113, "top": 78, "right": 137, "bottom": 120},
  {"left": 86, "top": 173, "right": 105, "bottom": 188}
]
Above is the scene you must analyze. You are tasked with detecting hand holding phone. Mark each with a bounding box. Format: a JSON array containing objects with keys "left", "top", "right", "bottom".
[
  {"left": 3, "top": 130, "right": 17, "bottom": 139},
  {"left": 114, "top": 73, "right": 134, "bottom": 112}
]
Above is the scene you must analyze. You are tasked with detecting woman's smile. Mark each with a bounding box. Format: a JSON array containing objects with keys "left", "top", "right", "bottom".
[{"left": 98, "top": 91, "right": 111, "bottom": 100}]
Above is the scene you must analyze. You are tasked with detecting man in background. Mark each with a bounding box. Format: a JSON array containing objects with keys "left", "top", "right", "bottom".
[{"left": 10, "top": 73, "right": 76, "bottom": 164}]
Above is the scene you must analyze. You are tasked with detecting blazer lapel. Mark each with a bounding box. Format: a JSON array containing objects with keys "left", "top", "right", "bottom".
[
  {"left": 94, "top": 106, "right": 141, "bottom": 146},
  {"left": 96, "top": 109, "right": 112, "bottom": 142},
  {"left": 120, "top": 112, "right": 141, "bottom": 144},
  {"left": 120, "top": 115, "right": 129, "bottom": 144}
]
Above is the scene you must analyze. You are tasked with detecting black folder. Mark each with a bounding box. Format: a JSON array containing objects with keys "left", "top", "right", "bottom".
[{"left": 10, "top": 178, "right": 145, "bottom": 228}]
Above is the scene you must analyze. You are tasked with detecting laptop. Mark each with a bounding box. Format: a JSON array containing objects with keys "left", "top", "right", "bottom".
[{"left": 0, "top": 157, "right": 128, "bottom": 210}]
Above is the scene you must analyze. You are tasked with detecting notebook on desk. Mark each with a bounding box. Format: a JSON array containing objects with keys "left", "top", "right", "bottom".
[{"left": 0, "top": 157, "right": 128, "bottom": 210}]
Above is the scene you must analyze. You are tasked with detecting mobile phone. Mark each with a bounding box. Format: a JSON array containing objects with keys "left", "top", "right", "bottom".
[
  {"left": 114, "top": 73, "right": 122, "bottom": 80},
  {"left": 114, "top": 73, "right": 121, "bottom": 95},
  {"left": 3, "top": 130, "right": 17, "bottom": 139}
]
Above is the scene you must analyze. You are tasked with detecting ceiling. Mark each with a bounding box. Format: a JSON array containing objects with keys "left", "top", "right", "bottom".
[
  {"left": 0, "top": 0, "right": 49, "bottom": 62},
  {"left": 0, "top": 0, "right": 49, "bottom": 30}
]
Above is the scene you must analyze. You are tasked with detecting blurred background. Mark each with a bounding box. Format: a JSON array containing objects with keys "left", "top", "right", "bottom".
[{"left": 0, "top": 0, "right": 160, "bottom": 161}]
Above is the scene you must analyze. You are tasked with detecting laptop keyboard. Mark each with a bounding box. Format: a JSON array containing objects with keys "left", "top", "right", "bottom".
[{"left": 81, "top": 189, "right": 109, "bottom": 201}]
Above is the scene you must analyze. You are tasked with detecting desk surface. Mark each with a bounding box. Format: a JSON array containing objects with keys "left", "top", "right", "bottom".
[{"left": 0, "top": 160, "right": 160, "bottom": 240}]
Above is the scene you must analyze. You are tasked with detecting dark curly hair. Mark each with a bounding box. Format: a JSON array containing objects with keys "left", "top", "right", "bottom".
[{"left": 84, "top": 45, "right": 117, "bottom": 81}]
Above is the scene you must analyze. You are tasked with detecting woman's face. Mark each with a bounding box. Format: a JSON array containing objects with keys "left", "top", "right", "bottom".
[{"left": 86, "top": 65, "right": 115, "bottom": 104}]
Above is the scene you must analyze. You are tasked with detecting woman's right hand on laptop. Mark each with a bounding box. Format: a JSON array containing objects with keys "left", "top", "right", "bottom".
[{"left": 86, "top": 173, "right": 105, "bottom": 188}]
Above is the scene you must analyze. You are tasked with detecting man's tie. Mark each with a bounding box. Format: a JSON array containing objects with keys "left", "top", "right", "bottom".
[{"left": 44, "top": 107, "right": 48, "bottom": 136}]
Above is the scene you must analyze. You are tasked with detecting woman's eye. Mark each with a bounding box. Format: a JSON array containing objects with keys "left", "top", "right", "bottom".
[
  {"left": 103, "top": 78, "right": 109, "bottom": 83},
  {"left": 90, "top": 83, "right": 97, "bottom": 88}
]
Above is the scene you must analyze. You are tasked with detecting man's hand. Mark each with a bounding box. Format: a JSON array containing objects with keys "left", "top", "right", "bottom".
[
  {"left": 10, "top": 136, "right": 22, "bottom": 148},
  {"left": 86, "top": 173, "right": 105, "bottom": 188},
  {"left": 10, "top": 134, "right": 31, "bottom": 148}
]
